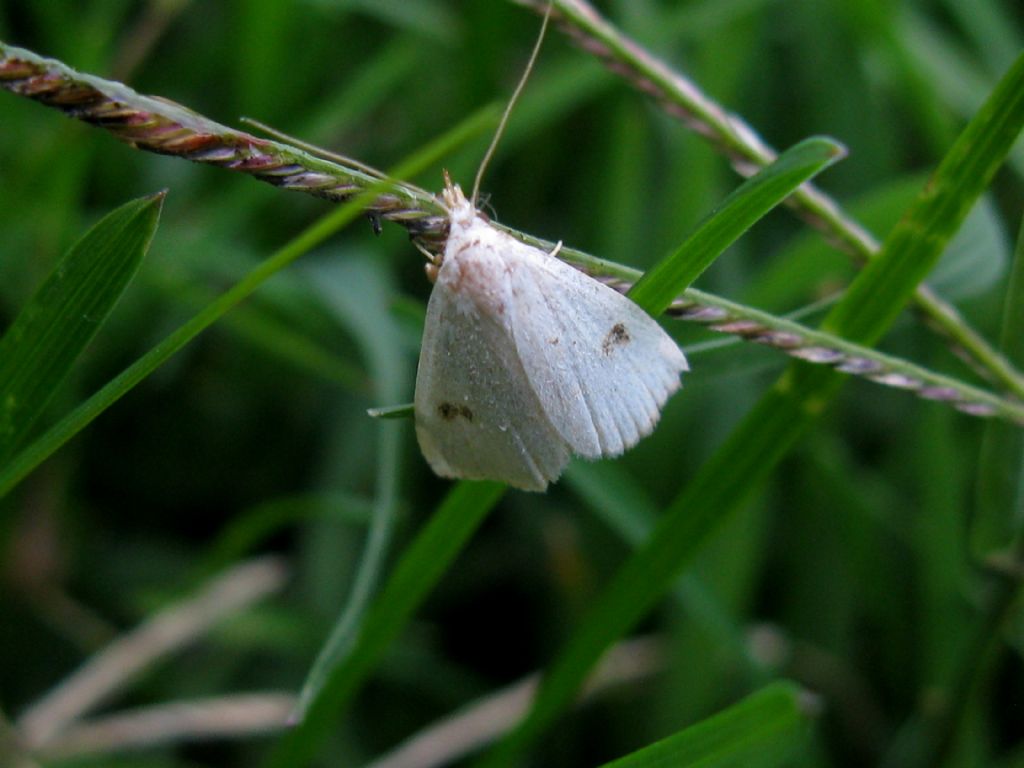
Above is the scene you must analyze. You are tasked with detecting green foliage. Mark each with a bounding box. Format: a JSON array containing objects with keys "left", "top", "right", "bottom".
[
  {"left": 973, "top": 216, "right": 1024, "bottom": 557},
  {"left": 480, "top": 49, "right": 1024, "bottom": 768},
  {"left": 269, "top": 481, "right": 506, "bottom": 767},
  {"left": 0, "top": 2, "right": 1022, "bottom": 768},
  {"left": 598, "top": 682, "right": 814, "bottom": 768},
  {"left": 628, "top": 137, "right": 845, "bottom": 314},
  {"left": 0, "top": 193, "right": 163, "bottom": 463}
]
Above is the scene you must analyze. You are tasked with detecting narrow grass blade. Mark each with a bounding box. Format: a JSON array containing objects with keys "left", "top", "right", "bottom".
[
  {"left": 211, "top": 297, "right": 368, "bottom": 391},
  {"left": 291, "top": 258, "right": 409, "bottom": 721},
  {"left": 0, "top": 192, "right": 164, "bottom": 464},
  {"left": 476, "top": 51, "right": 1024, "bottom": 768},
  {"left": 628, "top": 136, "right": 845, "bottom": 316},
  {"left": 598, "top": 682, "right": 816, "bottom": 768},
  {"left": 972, "top": 216, "right": 1024, "bottom": 557},
  {"left": 0, "top": 105, "right": 497, "bottom": 500},
  {"left": 367, "top": 403, "right": 415, "bottom": 419},
  {"left": 565, "top": 463, "right": 749, "bottom": 664},
  {"left": 821, "top": 62, "right": 1024, "bottom": 342},
  {"left": 265, "top": 481, "right": 507, "bottom": 768},
  {"left": 195, "top": 492, "right": 374, "bottom": 581}
]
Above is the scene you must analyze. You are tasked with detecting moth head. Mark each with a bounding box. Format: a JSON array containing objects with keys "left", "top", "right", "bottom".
[
  {"left": 440, "top": 169, "right": 462, "bottom": 209},
  {"left": 440, "top": 170, "right": 479, "bottom": 229}
]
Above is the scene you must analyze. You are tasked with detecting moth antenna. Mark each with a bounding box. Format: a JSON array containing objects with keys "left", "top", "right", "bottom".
[{"left": 470, "top": 1, "right": 554, "bottom": 207}]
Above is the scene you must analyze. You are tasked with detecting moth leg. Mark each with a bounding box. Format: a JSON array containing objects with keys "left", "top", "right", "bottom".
[
  {"left": 548, "top": 240, "right": 564, "bottom": 259},
  {"left": 415, "top": 241, "right": 443, "bottom": 283}
]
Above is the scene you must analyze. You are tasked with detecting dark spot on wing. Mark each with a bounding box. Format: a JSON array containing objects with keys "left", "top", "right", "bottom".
[
  {"left": 602, "top": 323, "right": 631, "bottom": 354},
  {"left": 438, "top": 402, "right": 474, "bottom": 422}
]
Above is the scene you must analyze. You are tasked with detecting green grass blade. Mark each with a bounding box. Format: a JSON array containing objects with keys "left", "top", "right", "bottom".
[
  {"left": 598, "top": 682, "right": 815, "bottom": 768},
  {"left": 206, "top": 295, "right": 368, "bottom": 391},
  {"left": 291, "top": 257, "right": 410, "bottom": 721},
  {"left": 0, "top": 192, "right": 164, "bottom": 464},
  {"left": 195, "top": 492, "right": 374, "bottom": 581},
  {"left": 265, "top": 480, "right": 507, "bottom": 768},
  {"left": 565, "top": 462, "right": 750, "bottom": 663},
  {"left": 476, "top": 50, "right": 1024, "bottom": 768},
  {"left": 822, "top": 56, "right": 1024, "bottom": 343},
  {"left": 972, "top": 215, "right": 1024, "bottom": 557},
  {"left": 0, "top": 105, "right": 497, "bottom": 501},
  {"left": 366, "top": 403, "right": 415, "bottom": 419},
  {"left": 628, "top": 136, "right": 845, "bottom": 316}
]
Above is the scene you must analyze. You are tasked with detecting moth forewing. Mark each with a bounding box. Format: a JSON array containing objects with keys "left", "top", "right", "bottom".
[
  {"left": 508, "top": 248, "right": 688, "bottom": 458},
  {"left": 414, "top": 190, "right": 573, "bottom": 491}
]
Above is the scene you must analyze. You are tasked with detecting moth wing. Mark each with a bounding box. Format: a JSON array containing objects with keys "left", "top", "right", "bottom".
[
  {"left": 414, "top": 276, "right": 571, "bottom": 492},
  {"left": 507, "top": 242, "right": 688, "bottom": 458}
]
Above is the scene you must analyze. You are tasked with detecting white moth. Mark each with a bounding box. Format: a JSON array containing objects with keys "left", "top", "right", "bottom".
[{"left": 414, "top": 180, "right": 688, "bottom": 491}]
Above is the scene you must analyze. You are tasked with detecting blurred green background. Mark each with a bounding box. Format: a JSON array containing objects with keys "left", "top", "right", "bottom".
[{"left": 1, "top": 0, "right": 1022, "bottom": 766}]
